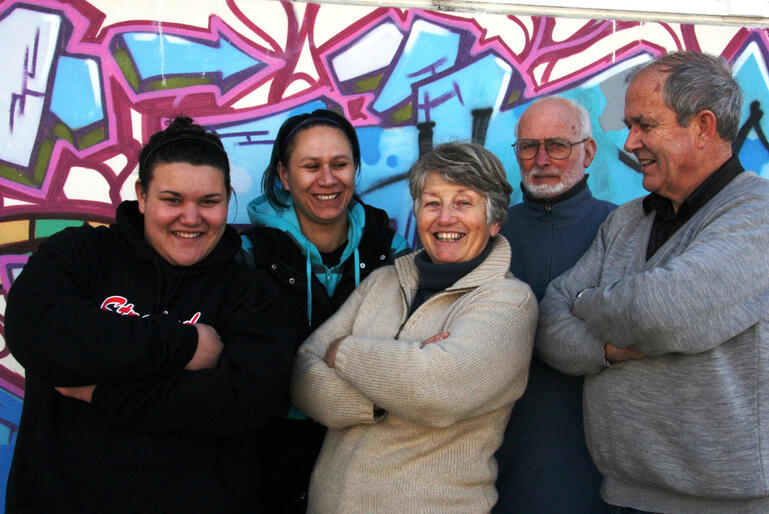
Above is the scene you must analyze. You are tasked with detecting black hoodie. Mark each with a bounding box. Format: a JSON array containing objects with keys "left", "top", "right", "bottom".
[{"left": 5, "top": 201, "right": 295, "bottom": 513}]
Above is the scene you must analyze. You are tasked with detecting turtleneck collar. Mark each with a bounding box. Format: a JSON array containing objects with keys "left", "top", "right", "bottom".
[{"left": 414, "top": 240, "right": 494, "bottom": 294}]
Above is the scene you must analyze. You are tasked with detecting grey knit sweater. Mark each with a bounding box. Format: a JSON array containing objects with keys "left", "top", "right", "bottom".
[
  {"left": 538, "top": 171, "right": 769, "bottom": 513},
  {"left": 291, "top": 236, "right": 537, "bottom": 513}
]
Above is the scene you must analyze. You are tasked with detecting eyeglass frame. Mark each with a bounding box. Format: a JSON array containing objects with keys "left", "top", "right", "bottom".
[{"left": 512, "top": 137, "right": 590, "bottom": 160}]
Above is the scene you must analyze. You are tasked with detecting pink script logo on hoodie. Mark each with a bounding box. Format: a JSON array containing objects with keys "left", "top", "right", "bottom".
[{"left": 100, "top": 295, "right": 201, "bottom": 325}]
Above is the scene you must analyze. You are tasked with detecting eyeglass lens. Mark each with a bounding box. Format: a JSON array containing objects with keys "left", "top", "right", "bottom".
[{"left": 515, "top": 138, "right": 573, "bottom": 160}]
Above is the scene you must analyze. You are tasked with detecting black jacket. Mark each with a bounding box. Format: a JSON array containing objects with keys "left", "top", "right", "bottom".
[
  {"left": 242, "top": 201, "right": 405, "bottom": 345},
  {"left": 237, "top": 200, "right": 407, "bottom": 512},
  {"left": 5, "top": 201, "right": 295, "bottom": 513}
]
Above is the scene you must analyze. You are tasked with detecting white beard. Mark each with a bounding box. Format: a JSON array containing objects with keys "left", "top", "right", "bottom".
[{"left": 522, "top": 167, "right": 584, "bottom": 199}]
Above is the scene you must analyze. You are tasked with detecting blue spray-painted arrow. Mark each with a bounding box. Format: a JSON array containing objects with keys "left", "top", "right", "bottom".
[{"left": 122, "top": 32, "right": 263, "bottom": 80}]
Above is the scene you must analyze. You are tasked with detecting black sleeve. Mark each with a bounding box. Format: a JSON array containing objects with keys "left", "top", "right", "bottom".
[
  {"left": 90, "top": 268, "right": 296, "bottom": 437},
  {"left": 5, "top": 228, "right": 197, "bottom": 385}
]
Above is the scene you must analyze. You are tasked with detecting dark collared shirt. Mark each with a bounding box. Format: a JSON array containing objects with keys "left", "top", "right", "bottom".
[{"left": 643, "top": 154, "right": 744, "bottom": 260}]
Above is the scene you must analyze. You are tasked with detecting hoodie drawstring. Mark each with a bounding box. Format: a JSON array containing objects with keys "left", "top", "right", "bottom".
[
  {"left": 305, "top": 243, "right": 313, "bottom": 326},
  {"left": 354, "top": 247, "right": 361, "bottom": 287}
]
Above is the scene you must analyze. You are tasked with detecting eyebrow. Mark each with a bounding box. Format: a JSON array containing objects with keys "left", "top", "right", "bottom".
[
  {"left": 159, "top": 190, "right": 224, "bottom": 198},
  {"left": 624, "top": 115, "right": 651, "bottom": 125},
  {"left": 299, "top": 154, "right": 351, "bottom": 162},
  {"left": 422, "top": 188, "right": 473, "bottom": 196}
]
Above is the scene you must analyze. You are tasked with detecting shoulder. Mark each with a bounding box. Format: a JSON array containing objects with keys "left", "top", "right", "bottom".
[
  {"left": 360, "top": 200, "right": 390, "bottom": 225},
  {"left": 240, "top": 225, "right": 292, "bottom": 266},
  {"left": 589, "top": 196, "right": 618, "bottom": 214},
  {"left": 604, "top": 197, "right": 646, "bottom": 224},
  {"left": 477, "top": 274, "right": 537, "bottom": 311},
  {"left": 360, "top": 201, "right": 396, "bottom": 241},
  {"left": 36, "top": 223, "right": 113, "bottom": 259},
  {"left": 701, "top": 172, "right": 769, "bottom": 225},
  {"left": 363, "top": 261, "right": 400, "bottom": 286},
  {"left": 241, "top": 224, "right": 284, "bottom": 249},
  {"left": 730, "top": 171, "right": 769, "bottom": 198},
  {"left": 213, "top": 255, "right": 284, "bottom": 309},
  {"left": 503, "top": 201, "right": 528, "bottom": 220},
  {"left": 358, "top": 199, "right": 410, "bottom": 258},
  {"left": 505, "top": 201, "right": 531, "bottom": 220}
]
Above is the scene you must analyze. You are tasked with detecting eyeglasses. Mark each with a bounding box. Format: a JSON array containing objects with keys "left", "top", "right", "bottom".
[{"left": 512, "top": 137, "right": 589, "bottom": 160}]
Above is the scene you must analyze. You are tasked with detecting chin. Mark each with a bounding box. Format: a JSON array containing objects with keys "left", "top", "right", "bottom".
[{"left": 525, "top": 182, "right": 568, "bottom": 198}]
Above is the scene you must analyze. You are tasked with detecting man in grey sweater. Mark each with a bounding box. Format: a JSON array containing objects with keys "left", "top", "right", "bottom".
[{"left": 538, "top": 50, "right": 769, "bottom": 513}]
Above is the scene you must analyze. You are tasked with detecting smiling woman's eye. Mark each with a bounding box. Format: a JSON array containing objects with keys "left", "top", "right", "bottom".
[{"left": 162, "top": 197, "right": 182, "bottom": 205}]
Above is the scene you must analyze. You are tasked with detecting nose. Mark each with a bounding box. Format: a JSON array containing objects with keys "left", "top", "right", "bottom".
[
  {"left": 179, "top": 202, "right": 201, "bottom": 225},
  {"left": 624, "top": 126, "right": 641, "bottom": 153},
  {"left": 317, "top": 164, "right": 338, "bottom": 186},
  {"left": 534, "top": 142, "right": 550, "bottom": 167},
  {"left": 437, "top": 204, "right": 457, "bottom": 225}
]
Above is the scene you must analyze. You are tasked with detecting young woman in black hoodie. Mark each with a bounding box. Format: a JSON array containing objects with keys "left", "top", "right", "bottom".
[{"left": 4, "top": 117, "right": 295, "bottom": 513}]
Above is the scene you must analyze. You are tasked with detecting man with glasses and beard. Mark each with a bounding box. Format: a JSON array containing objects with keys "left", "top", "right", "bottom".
[{"left": 494, "top": 96, "right": 615, "bottom": 513}]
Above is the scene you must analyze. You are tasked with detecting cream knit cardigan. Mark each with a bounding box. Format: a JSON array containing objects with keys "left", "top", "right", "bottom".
[{"left": 290, "top": 236, "right": 537, "bottom": 513}]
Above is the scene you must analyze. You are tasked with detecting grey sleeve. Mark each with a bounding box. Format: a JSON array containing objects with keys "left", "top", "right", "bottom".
[
  {"left": 574, "top": 193, "right": 769, "bottom": 356},
  {"left": 536, "top": 222, "right": 611, "bottom": 376}
]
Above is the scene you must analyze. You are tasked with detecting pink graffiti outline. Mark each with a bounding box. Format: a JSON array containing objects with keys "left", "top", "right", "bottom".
[{"left": 0, "top": 0, "right": 285, "bottom": 215}]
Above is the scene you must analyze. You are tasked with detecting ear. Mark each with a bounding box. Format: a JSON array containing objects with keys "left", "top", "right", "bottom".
[
  {"left": 227, "top": 186, "right": 233, "bottom": 202},
  {"left": 277, "top": 162, "right": 290, "bottom": 192},
  {"left": 582, "top": 138, "right": 597, "bottom": 168},
  {"left": 135, "top": 180, "right": 147, "bottom": 214},
  {"left": 489, "top": 222, "right": 501, "bottom": 238},
  {"left": 692, "top": 109, "right": 718, "bottom": 148}
]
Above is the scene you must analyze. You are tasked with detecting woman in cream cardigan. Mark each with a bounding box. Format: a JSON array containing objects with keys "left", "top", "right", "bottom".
[{"left": 290, "top": 141, "right": 537, "bottom": 513}]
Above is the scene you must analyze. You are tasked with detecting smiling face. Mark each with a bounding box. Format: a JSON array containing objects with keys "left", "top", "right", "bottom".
[
  {"left": 278, "top": 125, "right": 356, "bottom": 236},
  {"left": 417, "top": 172, "right": 500, "bottom": 265},
  {"left": 136, "top": 162, "right": 229, "bottom": 267},
  {"left": 623, "top": 69, "right": 700, "bottom": 208},
  {"left": 516, "top": 98, "right": 595, "bottom": 199}
]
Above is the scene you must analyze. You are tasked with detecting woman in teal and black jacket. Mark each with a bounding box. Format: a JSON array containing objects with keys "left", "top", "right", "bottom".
[{"left": 236, "top": 109, "right": 408, "bottom": 513}]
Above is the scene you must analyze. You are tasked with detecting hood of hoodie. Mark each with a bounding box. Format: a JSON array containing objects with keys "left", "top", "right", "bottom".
[
  {"left": 246, "top": 190, "right": 365, "bottom": 297},
  {"left": 113, "top": 200, "right": 242, "bottom": 273}
]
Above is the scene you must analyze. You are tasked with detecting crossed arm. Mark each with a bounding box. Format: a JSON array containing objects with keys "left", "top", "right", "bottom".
[
  {"left": 291, "top": 271, "right": 537, "bottom": 429},
  {"left": 6, "top": 229, "right": 295, "bottom": 437},
  {"left": 537, "top": 195, "right": 769, "bottom": 376}
]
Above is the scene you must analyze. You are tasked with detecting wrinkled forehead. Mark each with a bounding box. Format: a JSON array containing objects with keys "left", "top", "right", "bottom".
[{"left": 624, "top": 69, "right": 670, "bottom": 117}]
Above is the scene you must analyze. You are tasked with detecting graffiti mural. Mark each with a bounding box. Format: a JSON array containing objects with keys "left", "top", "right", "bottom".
[{"left": 0, "top": 0, "right": 767, "bottom": 504}]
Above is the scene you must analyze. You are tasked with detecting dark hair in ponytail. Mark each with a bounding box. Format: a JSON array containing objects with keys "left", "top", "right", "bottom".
[{"left": 138, "top": 116, "right": 231, "bottom": 192}]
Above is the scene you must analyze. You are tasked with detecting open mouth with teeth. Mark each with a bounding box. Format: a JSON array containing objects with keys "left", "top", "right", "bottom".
[
  {"left": 173, "top": 231, "right": 203, "bottom": 239},
  {"left": 638, "top": 158, "right": 656, "bottom": 168},
  {"left": 434, "top": 232, "right": 465, "bottom": 242},
  {"left": 313, "top": 193, "right": 341, "bottom": 201}
]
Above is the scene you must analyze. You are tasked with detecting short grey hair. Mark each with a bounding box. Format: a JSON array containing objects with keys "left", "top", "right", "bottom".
[
  {"left": 408, "top": 141, "right": 513, "bottom": 226},
  {"left": 628, "top": 51, "right": 742, "bottom": 141},
  {"left": 574, "top": 102, "right": 592, "bottom": 139}
]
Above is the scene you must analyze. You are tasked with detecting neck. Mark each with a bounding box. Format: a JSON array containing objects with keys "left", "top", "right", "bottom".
[
  {"left": 671, "top": 145, "right": 733, "bottom": 213},
  {"left": 298, "top": 216, "right": 348, "bottom": 253}
]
